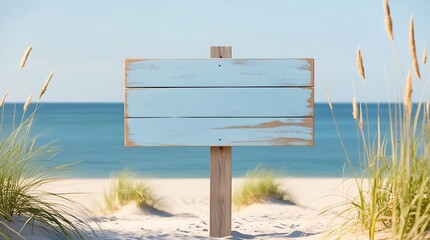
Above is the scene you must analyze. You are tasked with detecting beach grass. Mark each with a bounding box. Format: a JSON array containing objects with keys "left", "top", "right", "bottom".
[
  {"left": 0, "top": 112, "right": 97, "bottom": 239},
  {"left": 233, "top": 166, "right": 292, "bottom": 210},
  {"left": 326, "top": 1, "right": 430, "bottom": 239},
  {"left": 104, "top": 169, "right": 163, "bottom": 213},
  {"left": 0, "top": 46, "right": 97, "bottom": 239}
]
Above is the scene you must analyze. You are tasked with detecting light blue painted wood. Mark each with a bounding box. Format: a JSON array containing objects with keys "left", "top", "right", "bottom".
[
  {"left": 124, "top": 58, "right": 315, "bottom": 146},
  {"left": 126, "top": 87, "right": 313, "bottom": 118},
  {"left": 126, "top": 118, "right": 313, "bottom": 146},
  {"left": 126, "top": 59, "right": 313, "bottom": 87}
]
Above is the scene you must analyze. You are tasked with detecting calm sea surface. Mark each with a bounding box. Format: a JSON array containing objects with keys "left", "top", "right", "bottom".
[{"left": 1, "top": 103, "right": 393, "bottom": 178}]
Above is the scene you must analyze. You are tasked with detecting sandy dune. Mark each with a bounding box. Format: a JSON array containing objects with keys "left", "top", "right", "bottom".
[{"left": 5, "top": 178, "right": 363, "bottom": 239}]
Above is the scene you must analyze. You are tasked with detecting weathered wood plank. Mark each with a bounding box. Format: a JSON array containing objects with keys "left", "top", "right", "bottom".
[
  {"left": 125, "top": 59, "right": 313, "bottom": 87},
  {"left": 125, "top": 118, "right": 313, "bottom": 146},
  {"left": 125, "top": 87, "right": 313, "bottom": 118}
]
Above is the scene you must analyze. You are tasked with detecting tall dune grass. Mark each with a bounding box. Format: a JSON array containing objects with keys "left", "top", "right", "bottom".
[
  {"left": 0, "top": 113, "right": 97, "bottom": 239},
  {"left": 326, "top": 1, "right": 430, "bottom": 239},
  {"left": 233, "top": 166, "right": 293, "bottom": 210},
  {"left": 0, "top": 46, "right": 97, "bottom": 239}
]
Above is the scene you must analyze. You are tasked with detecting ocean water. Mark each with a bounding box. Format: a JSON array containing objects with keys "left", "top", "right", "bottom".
[{"left": 1, "top": 103, "right": 393, "bottom": 178}]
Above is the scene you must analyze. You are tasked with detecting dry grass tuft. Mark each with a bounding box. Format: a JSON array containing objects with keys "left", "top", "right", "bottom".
[
  {"left": 0, "top": 91, "right": 8, "bottom": 107},
  {"left": 352, "top": 97, "right": 358, "bottom": 120},
  {"left": 23, "top": 94, "right": 32, "bottom": 112},
  {"left": 356, "top": 48, "right": 365, "bottom": 80},
  {"left": 19, "top": 45, "right": 32, "bottom": 70},
  {"left": 383, "top": 0, "right": 394, "bottom": 43},
  {"left": 39, "top": 71, "right": 55, "bottom": 99},
  {"left": 404, "top": 71, "right": 412, "bottom": 120},
  {"left": 409, "top": 16, "right": 421, "bottom": 79}
]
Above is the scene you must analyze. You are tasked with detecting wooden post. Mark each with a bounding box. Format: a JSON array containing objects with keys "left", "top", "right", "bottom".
[{"left": 210, "top": 46, "right": 232, "bottom": 237}]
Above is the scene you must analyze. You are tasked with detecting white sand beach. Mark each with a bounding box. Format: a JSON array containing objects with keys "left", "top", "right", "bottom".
[{"left": 9, "top": 178, "right": 364, "bottom": 239}]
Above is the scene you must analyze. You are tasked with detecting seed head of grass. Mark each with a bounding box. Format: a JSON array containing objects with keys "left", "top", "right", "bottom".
[
  {"left": 353, "top": 97, "right": 358, "bottom": 120},
  {"left": 404, "top": 71, "right": 412, "bottom": 119},
  {"left": 23, "top": 94, "right": 33, "bottom": 112},
  {"left": 39, "top": 71, "right": 55, "bottom": 99},
  {"left": 357, "top": 48, "right": 365, "bottom": 80},
  {"left": 19, "top": 45, "right": 32, "bottom": 70},
  {"left": 409, "top": 16, "right": 421, "bottom": 79},
  {"left": 0, "top": 91, "right": 9, "bottom": 107},
  {"left": 383, "top": 0, "right": 394, "bottom": 43}
]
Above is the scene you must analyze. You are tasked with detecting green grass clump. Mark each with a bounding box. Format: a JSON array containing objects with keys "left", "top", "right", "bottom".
[
  {"left": 0, "top": 113, "right": 96, "bottom": 239},
  {"left": 104, "top": 169, "right": 163, "bottom": 213},
  {"left": 233, "top": 166, "right": 292, "bottom": 209},
  {"left": 340, "top": 128, "right": 430, "bottom": 239}
]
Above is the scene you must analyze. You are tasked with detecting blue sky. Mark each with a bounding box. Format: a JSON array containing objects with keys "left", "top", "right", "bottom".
[{"left": 0, "top": 0, "right": 429, "bottom": 103}]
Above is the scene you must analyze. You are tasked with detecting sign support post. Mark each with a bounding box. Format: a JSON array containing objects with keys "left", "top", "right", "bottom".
[{"left": 209, "top": 44, "right": 233, "bottom": 238}]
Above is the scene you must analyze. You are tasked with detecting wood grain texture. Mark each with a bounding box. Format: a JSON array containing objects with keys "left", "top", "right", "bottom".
[
  {"left": 125, "top": 59, "right": 313, "bottom": 87},
  {"left": 125, "top": 118, "right": 313, "bottom": 146},
  {"left": 125, "top": 87, "right": 313, "bottom": 118},
  {"left": 210, "top": 146, "right": 232, "bottom": 237},
  {"left": 210, "top": 46, "right": 232, "bottom": 58},
  {"left": 210, "top": 46, "right": 232, "bottom": 238}
]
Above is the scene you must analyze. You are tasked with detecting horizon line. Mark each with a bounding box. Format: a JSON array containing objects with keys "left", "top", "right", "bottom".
[{"left": 3, "top": 101, "right": 420, "bottom": 104}]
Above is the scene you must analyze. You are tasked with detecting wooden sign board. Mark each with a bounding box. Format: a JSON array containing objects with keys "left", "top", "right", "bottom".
[{"left": 124, "top": 59, "right": 314, "bottom": 147}]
